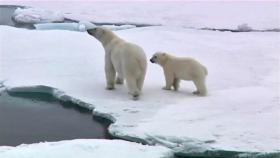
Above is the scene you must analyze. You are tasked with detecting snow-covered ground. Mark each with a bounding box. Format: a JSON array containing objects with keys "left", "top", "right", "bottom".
[
  {"left": 0, "top": 139, "right": 172, "bottom": 158},
  {"left": 0, "top": 1, "right": 280, "bottom": 157}
]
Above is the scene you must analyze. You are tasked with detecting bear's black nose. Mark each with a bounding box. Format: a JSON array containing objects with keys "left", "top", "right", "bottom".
[
  {"left": 86, "top": 30, "right": 91, "bottom": 34},
  {"left": 150, "top": 59, "right": 155, "bottom": 63}
]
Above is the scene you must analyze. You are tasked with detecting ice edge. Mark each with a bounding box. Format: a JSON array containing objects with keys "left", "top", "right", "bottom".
[{"left": 4, "top": 85, "right": 280, "bottom": 158}]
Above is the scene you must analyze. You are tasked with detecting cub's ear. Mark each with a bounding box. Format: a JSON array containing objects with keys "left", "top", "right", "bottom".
[{"left": 162, "top": 53, "right": 166, "bottom": 56}]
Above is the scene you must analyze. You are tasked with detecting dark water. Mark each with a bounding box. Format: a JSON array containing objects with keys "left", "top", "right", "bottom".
[{"left": 0, "top": 91, "right": 111, "bottom": 146}]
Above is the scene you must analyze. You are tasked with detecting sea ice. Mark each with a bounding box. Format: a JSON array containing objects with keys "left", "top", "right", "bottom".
[{"left": 13, "top": 7, "right": 64, "bottom": 24}]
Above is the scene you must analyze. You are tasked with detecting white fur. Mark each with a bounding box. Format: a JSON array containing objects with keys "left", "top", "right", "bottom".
[
  {"left": 87, "top": 27, "right": 147, "bottom": 100},
  {"left": 150, "top": 52, "right": 208, "bottom": 96}
]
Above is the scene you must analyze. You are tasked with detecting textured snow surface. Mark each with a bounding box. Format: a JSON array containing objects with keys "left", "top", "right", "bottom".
[
  {"left": 13, "top": 7, "right": 64, "bottom": 24},
  {"left": 3, "top": 1, "right": 280, "bottom": 30},
  {"left": 1, "top": 25, "right": 279, "bottom": 154},
  {"left": 0, "top": 139, "right": 172, "bottom": 158}
]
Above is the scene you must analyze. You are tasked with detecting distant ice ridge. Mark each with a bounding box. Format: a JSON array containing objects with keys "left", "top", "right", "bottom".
[
  {"left": 13, "top": 6, "right": 138, "bottom": 32},
  {"left": 9, "top": 2, "right": 280, "bottom": 31},
  {"left": 34, "top": 21, "right": 136, "bottom": 32},
  {"left": 101, "top": 24, "right": 136, "bottom": 31},
  {"left": 13, "top": 7, "right": 64, "bottom": 24},
  {"left": 34, "top": 21, "right": 96, "bottom": 32}
]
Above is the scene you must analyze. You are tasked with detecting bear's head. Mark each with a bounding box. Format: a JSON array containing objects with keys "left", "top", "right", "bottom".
[
  {"left": 87, "top": 27, "right": 105, "bottom": 39},
  {"left": 87, "top": 27, "right": 116, "bottom": 45},
  {"left": 150, "top": 52, "right": 168, "bottom": 66}
]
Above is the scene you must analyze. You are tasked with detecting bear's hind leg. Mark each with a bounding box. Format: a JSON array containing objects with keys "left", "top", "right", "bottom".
[
  {"left": 193, "top": 78, "right": 207, "bottom": 96},
  {"left": 126, "top": 77, "right": 140, "bottom": 100},
  {"left": 105, "top": 63, "right": 116, "bottom": 90},
  {"left": 173, "top": 78, "right": 180, "bottom": 91},
  {"left": 116, "top": 74, "right": 124, "bottom": 85},
  {"left": 136, "top": 74, "right": 145, "bottom": 92}
]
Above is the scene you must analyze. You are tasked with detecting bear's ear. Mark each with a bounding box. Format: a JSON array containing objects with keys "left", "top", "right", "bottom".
[
  {"left": 98, "top": 28, "right": 106, "bottom": 36},
  {"left": 162, "top": 53, "right": 166, "bottom": 56}
]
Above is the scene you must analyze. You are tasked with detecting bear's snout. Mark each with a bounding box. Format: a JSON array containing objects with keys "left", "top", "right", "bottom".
[
  {"left": 150, "top": 58, "right": 155, "bottom": 63},
  {"left": 86, "top": 29, "right": 91, "bottom": 35}
]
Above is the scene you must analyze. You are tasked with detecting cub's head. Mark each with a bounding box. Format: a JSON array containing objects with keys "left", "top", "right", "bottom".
[
  {"left": 150, "top": 52, "right": 168, "bottom": 66},
  {"left": 87, "top": 27, "right": 106, "bottom": 39}
]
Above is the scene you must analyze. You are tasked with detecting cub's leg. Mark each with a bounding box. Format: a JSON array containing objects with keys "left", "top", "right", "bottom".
[{"left": 162, "top": 69, "right": 174, "bottom": 90}]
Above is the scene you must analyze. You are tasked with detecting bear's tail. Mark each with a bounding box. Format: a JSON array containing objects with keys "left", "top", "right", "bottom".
[{"left": 203, "top": 66, "right": 208, "bottom": 75}]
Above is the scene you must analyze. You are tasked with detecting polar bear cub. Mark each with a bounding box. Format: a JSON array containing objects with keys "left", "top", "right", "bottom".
[
  {"left": 87, "top": 27, "right": 147, "bottom": 100},
  {"left": 150, "top": 52, "right": 208, "bottom": 96}
]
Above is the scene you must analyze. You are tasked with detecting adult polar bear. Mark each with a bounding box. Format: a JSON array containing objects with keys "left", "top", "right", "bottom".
[
  {"left": 150, "top": 52, "right": 208, "bottom": 96},
  {"left": 87, "top": 27, "right": 147, "bottom": 100}
]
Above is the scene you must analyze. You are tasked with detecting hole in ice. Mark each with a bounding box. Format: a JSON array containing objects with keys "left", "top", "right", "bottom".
[{"left": 0, "top": 90, "right": 112, "bottom": 146}]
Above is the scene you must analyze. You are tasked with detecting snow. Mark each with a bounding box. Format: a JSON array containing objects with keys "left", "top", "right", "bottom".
[
  {"left": 101, "top": 24, "right": 136, "bottom": 31},
  {"left": 3, "top": 1, "right": 280, "bottom": 30},
  {"left": 0, "top": 1, "right": 280, "bottom": 157},
  {"left": 0, "top": 25, "right": 279, "bottom": 155},
  {"left": 0, "top": 139, "right": 172, "bottom": 158},
  {"left": 13, "top": 7, "right": 64, "bottom": 24}
]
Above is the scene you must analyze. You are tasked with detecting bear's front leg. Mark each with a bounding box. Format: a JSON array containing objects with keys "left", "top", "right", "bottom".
[
  {"left": 173, "top": 78, "right": 180, "bottom": 91},
  {"left": 162, "top": 69, "right": 173, "bottom": 90},
  {"left": 105, "top": 60, "right": 116, "bottom": 90}
]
